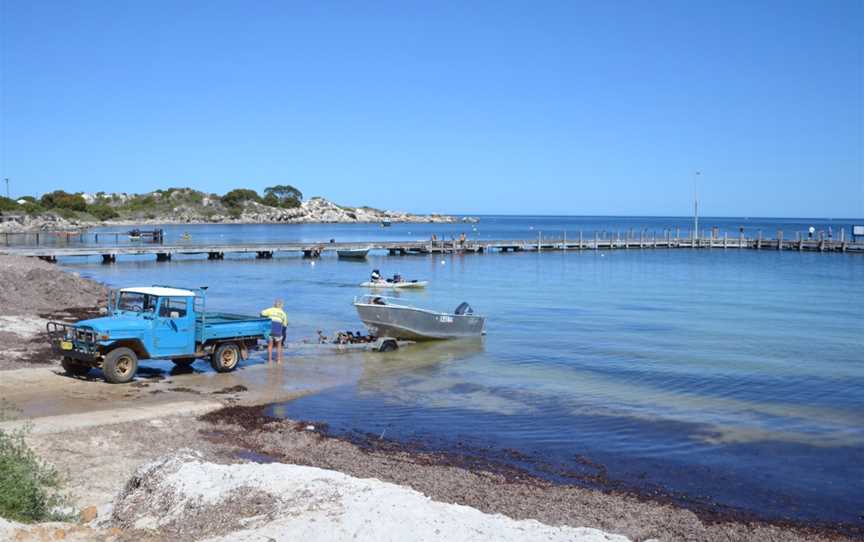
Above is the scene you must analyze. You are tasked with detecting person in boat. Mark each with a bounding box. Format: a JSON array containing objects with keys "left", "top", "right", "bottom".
[
  {"left": 370, "top": 269, "right": 383, "bottom": 283},
  {"left": 392, "top": 273, "right": 403, "bottom": 283},
  {"left": 260, "top": 299, "right": 288, "bottom": 364}
]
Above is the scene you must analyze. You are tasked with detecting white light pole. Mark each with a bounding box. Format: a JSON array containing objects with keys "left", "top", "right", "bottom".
[
  {"left": 3, "top": 178, "right": 8, "bottom": 199},
  {"left": 693, "top": 171, "right": 700, "bottom": 240}
]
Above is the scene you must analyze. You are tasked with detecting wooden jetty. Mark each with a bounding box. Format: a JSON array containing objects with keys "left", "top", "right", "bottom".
[{"left": 1, "top": 230, "right": 862, "bottom": 263}]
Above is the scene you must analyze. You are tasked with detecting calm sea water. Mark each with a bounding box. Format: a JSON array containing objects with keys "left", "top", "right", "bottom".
[
  {"left": 58, "top": 217, "right": 863, "bottom": 525},
  {"left": 6, "top": 214, "right": 859, "bottom": 247}
]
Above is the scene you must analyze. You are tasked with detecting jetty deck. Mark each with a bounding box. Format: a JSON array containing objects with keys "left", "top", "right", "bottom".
[{"left": 1, "top": 232, "right": 862, "bottom": 263}]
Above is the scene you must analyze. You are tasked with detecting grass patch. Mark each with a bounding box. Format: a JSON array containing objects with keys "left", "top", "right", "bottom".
[{"left": 0, "top": 402, "right": 70, "bottom": 523}]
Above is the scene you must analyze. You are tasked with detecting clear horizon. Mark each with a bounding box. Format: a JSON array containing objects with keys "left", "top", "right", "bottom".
[{"left": 1, "top": 1, "right": 862, "bottom": 218}]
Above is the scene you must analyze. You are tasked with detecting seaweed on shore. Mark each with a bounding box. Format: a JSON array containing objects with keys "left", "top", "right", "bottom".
[
  {"left": 199, "top": 405, "right": 280, "bottom": 430},
  {"left": 198, "top": 404, "right": 864, "bottom": 541}
]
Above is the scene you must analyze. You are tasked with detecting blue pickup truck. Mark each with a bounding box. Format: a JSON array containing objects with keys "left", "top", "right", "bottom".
[{"left": 48, "top": 286, "right": 272, "bottom": 383}]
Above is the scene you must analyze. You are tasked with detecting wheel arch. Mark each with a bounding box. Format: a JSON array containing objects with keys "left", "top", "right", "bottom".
[{"left": 104, "top": 339, "right": 149, "bottom": 360}]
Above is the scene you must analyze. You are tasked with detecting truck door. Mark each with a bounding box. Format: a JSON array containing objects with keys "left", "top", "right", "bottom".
[{"left": 154, "top": 297, "right": 195, "bottom": 356}]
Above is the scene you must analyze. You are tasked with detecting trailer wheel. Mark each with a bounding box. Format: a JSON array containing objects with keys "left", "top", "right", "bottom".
[
  {"left": 102, "top": 347, "right": 138, "bottom": 384},
  {"left": 378, "top": 340, "right": 398, "bottom": 352},
  {"left": 61, "top": 356, "right": 91, "bottom": 376},
  {"left": 172, "top": 357, "right": 196, "bottom": 367},
  {"left": 211, "top": 343, "right": 240, "bottom": 373}
]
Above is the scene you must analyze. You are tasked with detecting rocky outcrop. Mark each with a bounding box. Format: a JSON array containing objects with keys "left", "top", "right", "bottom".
[
  {"left": 230, "top": 197, "right": 454, "bottom": 224},
  {"left": 138, "top": 197, "right": 454, "bottom": 225},
  {"left": 0, "top": 213, "right": 80, "bottom": 233},
  {"left": 0, "top": 196, "right": 454, "bottom": 232}
]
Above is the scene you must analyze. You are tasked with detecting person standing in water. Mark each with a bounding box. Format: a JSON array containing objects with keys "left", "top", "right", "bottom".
[{"left": 261, "top": 299, "right": 288, "bottom": 364}]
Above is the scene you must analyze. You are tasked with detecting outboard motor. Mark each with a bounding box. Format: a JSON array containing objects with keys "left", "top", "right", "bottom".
[{"left": 454, "top": 302, "right": 473, "bottom": 315}]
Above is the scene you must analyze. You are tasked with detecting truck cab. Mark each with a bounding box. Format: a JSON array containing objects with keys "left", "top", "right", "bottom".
[{"left": 48, "top": 286, "right": 271, "bottom": 383}]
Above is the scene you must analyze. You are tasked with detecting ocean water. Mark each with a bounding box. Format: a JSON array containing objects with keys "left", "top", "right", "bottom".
[
  {"left": 5, "top": 214, "right": 858, "bottom": 247},
  {"left": 56, "top": 217, "right": 864, "bottom": 526}
]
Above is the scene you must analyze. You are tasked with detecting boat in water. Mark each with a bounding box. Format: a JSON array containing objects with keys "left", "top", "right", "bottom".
[
  {"left": 353, "top": 295, "right": 486, "bottom": 340},
  {"left": 337, "top": 247, "right": 370, "bottom": 259},
  {"left": 361, "top": 279, "right": 428, "bottom": 289}
]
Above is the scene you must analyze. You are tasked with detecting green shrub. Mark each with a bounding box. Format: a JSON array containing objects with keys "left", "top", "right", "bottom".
[
  {"left": 40, "top": 191, "right": 87, "bottom": 212},
  {"left": 55, "top": 208, "right": 79, "bottom": 220},
  {"left": 0, "top": 406, "right": 69, "bottom": 523},
  {"left": 0, "top": 196, "right": 19, "bottom": 212},
  {"left": 20, "top": 202, "right": 44, "bottom": 216},
  {"left": 87, "top": 204, "right": 119, "bottom": 220}
]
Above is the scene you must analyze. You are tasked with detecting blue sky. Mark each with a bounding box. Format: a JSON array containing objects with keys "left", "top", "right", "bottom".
[{"left": 1, "top": 0, "right": 861, "bottom": 217}]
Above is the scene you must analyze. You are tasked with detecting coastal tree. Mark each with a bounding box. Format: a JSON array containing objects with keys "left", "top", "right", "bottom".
[
  {"left": 221, "top": 189, "right": 262, "bottom": 208},
  {"left": 263, "top": 185, "right": 302, "bottom": 208}
]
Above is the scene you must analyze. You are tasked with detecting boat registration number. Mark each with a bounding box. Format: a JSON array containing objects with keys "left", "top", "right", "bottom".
[
  {"left": 60, "top": 341, "right": 74, "bottom": 351},
  {"left": 438, "top": 316, "right": 453, "bottom": 323}
]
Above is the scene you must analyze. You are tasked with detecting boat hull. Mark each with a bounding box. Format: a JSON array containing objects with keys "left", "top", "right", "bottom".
[
  {"left": 354, "top": 303, "right": 485, "bottom": 340},
  {"left": 361, "top": 281, "right": 428, "bottom": 289},
  {"left": 337, "top": 249, "right": 369, "bottom": 259}
]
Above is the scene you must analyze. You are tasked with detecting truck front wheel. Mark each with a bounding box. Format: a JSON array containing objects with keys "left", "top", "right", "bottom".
[
  {"left": 211, "top": 343, "right": 240, "bottom": 373},
  {"left": 61, "top": 356, "right": 91, "bottom": 377},
  {"left": 102, "top": 347, "right": 138, "bottom": 384}
]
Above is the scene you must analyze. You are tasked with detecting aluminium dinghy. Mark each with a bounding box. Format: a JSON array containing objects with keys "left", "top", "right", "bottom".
[
  {"left": 360, "top": 279, "right": 428, "bottom": 289},
  {"left": 337, "top": 247, "right": 371, "bottom": 259},
  {"left": 353, "top": 295, "right": 485, "bottom": 340}
]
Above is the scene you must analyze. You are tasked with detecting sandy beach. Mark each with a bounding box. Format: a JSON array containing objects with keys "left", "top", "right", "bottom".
[{"left": 0, "top": 254, "right": 858, "bottom": 542}]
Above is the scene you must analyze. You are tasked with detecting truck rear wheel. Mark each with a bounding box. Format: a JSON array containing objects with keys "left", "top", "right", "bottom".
[
  {"left": 211, "top": 343, "right": 240, "bottom": 373},
  {"left": 102, "top": 347, "right": 138, "bottom": 384},
  {"left": 61, "top": 356, "right": 91, "bottom": 377}
]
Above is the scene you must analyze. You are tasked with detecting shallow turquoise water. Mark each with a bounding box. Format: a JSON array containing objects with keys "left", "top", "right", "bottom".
[{"left": 61, "top": 220, "right": 864, "bottom": 525}]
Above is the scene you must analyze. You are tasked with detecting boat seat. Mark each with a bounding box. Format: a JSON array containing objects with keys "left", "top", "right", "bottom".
[{"left": 454, "top": 302, "right": 473, "bottom": 315}]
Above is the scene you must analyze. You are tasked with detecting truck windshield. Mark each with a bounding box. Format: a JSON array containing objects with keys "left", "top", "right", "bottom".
[{"left": 117, "top": 292, "right": 157, "bottom": 313}]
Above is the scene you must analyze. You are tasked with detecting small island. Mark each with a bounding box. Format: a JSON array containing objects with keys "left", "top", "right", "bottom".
[{"left": 0, "top": 185, "right": 456, "bottom": 232}]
